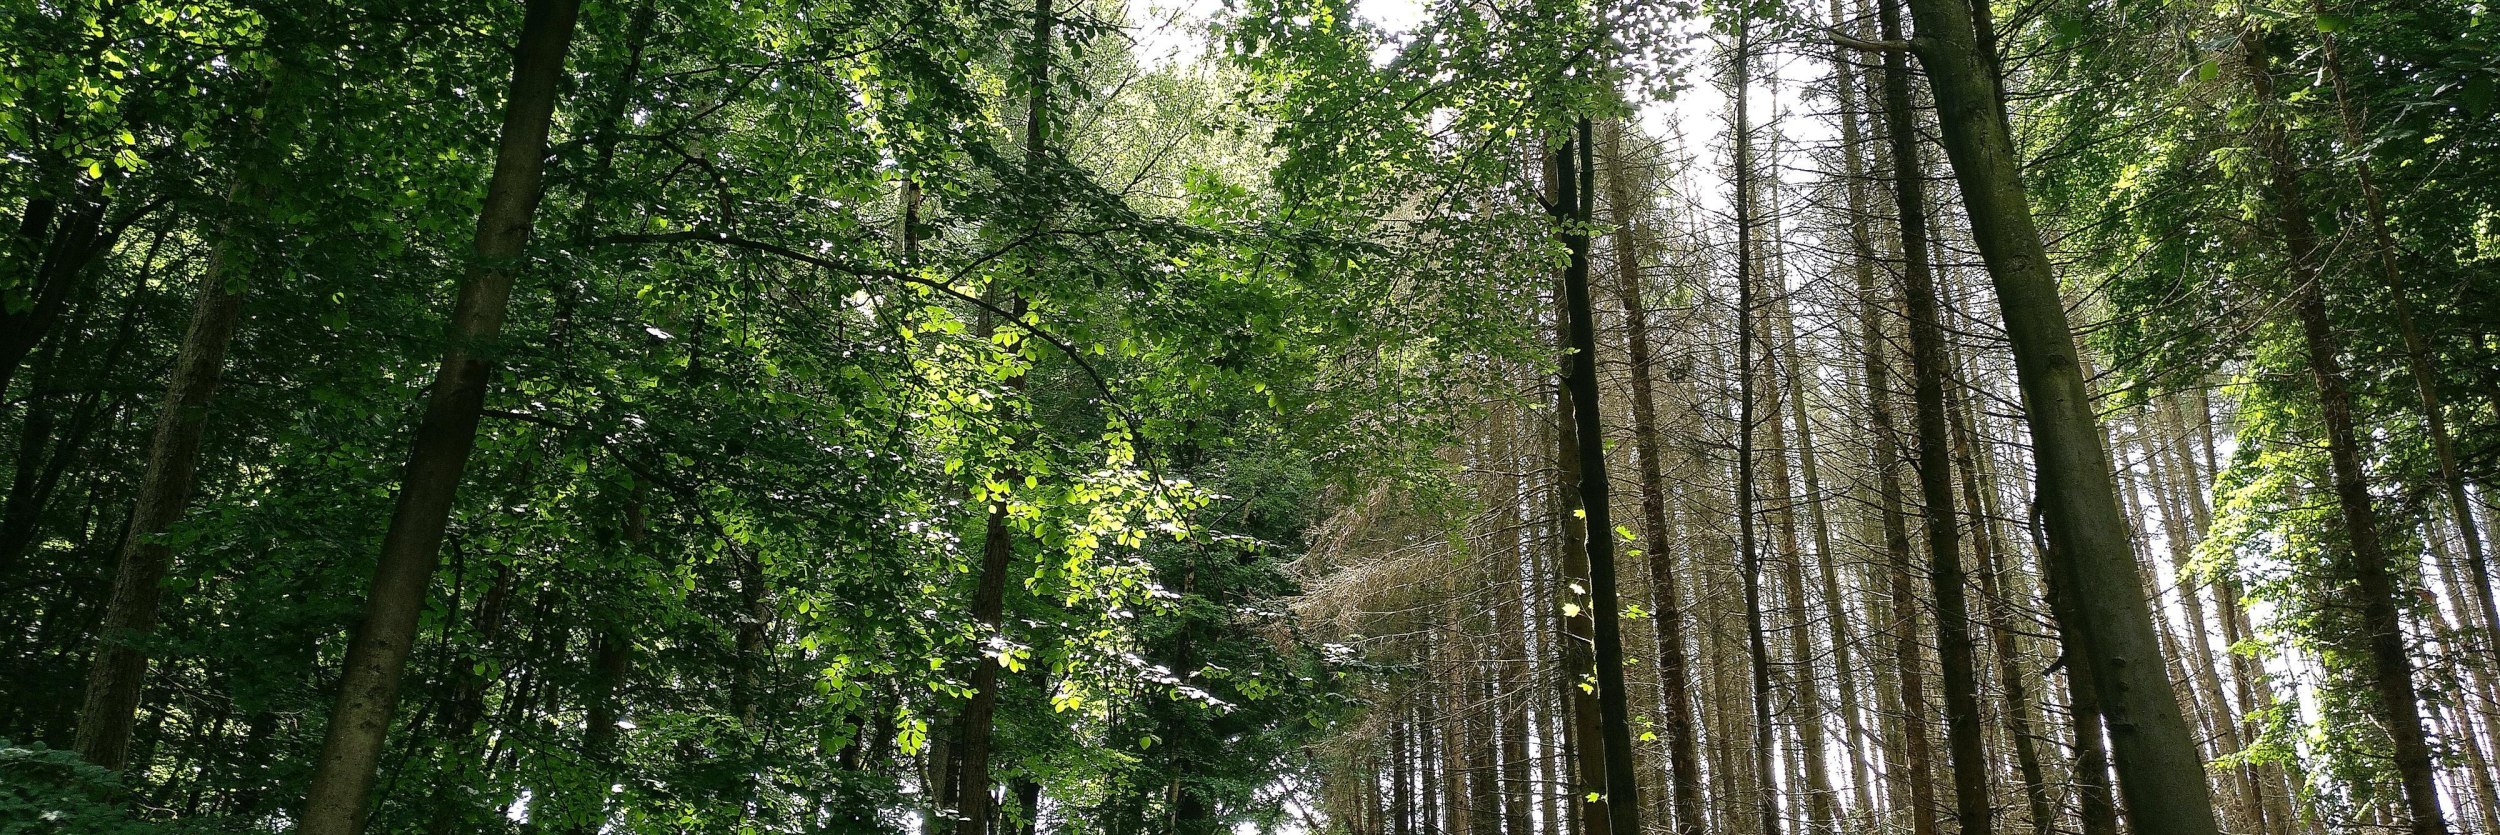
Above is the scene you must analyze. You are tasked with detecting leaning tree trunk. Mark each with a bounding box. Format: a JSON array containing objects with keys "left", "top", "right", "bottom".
[
  {"left": 1599, "top": 118, "right": 1706, "bottom": 835},
  {"left": 1873, "top": 19, "right": 1991, "bottom": 831},
  {"left": 296, "top": 2, "right": 582, "bottom": 832},
  {"left": 2237, "top": 27, "right": 2448, "bottom": 835},
  {"left": 71, "top": 166, "right": 255, "bottom": 770},
  {"left": 1877, "top": 0, "right": 2225, "bottom": 828},
  {"left": 2311, "top": 0, "right": 2500, "bottom": 666}
]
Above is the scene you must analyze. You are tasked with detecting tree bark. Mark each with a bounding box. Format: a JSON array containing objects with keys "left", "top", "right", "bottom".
[
  {"left": 2237, "top": 27, "right": 2447, "bottom": 835},
  {"left": 72, "top": 159, "right": 258, "bottom": 772},
  {"left": 1872, "top": 12, "right": 1992, "bottom": 829},
  {"left": 2311, "top": 0, "right": 2500, "bottom": 668},
  {"left": 1598, "top": 118, "right": 1705, "bottom": 835},
  {"left": 956, "top": 3, "right": 1055, "bottom": 832},
  {"left": 1885, "top": 0, "right": 2225, "bottom": 828},
  {"left": 296, "top": 2, "right": 582, "bottom": 831}
]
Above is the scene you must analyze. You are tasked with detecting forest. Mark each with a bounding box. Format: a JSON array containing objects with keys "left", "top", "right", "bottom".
[{"left": 2, "top": 0, "right": 2497, "bottom": 832}]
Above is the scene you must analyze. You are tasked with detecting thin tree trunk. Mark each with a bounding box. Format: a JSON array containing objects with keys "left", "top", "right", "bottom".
[
  {"left": 1825, "top": 6, "right": 1885, "bottom": 811},
  {"left": 2031, "top": 501, "right": 2121, "bottom": 835},
  {"left": 1554, "top": 115, "right": 1645, "bottom": 835},
  {"left": 1727, "top": 22, "right": 1784, "bottom": 835},
  {"left": 2311, "top": 0, "right": 2500, "bottom": 668},
  {"left": 2238, "top": 27, "right": 2447, "bottom": 835},
  {"left": 1599, "top": 119, "right": 1704, "bottom": 835},
  {"left": 1873, "top": 17, "right": 1992, "bottom": 830},
  {"left": 296, "top": 2, "right": 582, "bottom": 831}
]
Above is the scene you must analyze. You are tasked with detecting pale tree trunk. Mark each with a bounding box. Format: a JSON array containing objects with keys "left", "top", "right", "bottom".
[
  {"left": 1942, "top": 338, "right": 2052, "bottom": 835},
  {"left": 1486, "top": 398, "right": 1536, "bottom": 835},
  {"left": 1726, "top": 20, "right": 1784, "bottom": 835},
  {"left": 1824, "top": 1, "right": 1885, "bottom": 809},
  {"left": 297, "top": 3, "right": 582, "bottom": 831},
  {"left": 1598, "top": 120, "right": 1704, "bottom": 835},
  {"left": 1755, "top": 117, "right": 1841, "bottom": 834}
]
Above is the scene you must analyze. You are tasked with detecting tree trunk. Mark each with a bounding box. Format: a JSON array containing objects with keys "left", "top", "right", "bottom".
[
  {"left": 1726, "top": 23, "right": 1785, "bottom": 835},
  {"left": 1553, "top": 115, "right": 1645, "bottom": 835},
  {"left": 72, "top": 163, "right": 256, "bottom": 770},
  {"left": 295, "top": 2, "right": 582, "bottom": 831},
  {"left": 1598, "top": 118, "right": 1705, "bottom": 835},
  {"left": 1875, "top": 27, "right": 1989, "bottom": 825},
  {"left": 957, "top": 3, "right": 1055, "bottom": 832},
  {"left": 2237, "top": 27, "right": 2447, "bottom": 835},
  {"left": 2311, "top": 0, "right": 2500, "bottom": 669},
  {"left": 1886, "top": 0, "right": 2224, "bottom": 827},
  {"left": 1825, "top": 5, "right": 1885, "bottom": 810}
]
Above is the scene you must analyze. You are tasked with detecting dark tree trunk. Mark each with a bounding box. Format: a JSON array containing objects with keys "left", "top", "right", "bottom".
[
  {"left": 296, "top": 2, "right": 583, "bottom": 831},
  {"left": 1872, "top": 4, "right": 1992, "bottom": 829},
  {"left": 2238, "top": 28, "right": 2448, "bottom": 835},
  {"left": 73, "top": 170, "right": 257, "bottom": 770},
  {"left": 956, "top": 4, "right": 1054, "bottom": 832},
  {"left": 1552, "top": 116, "right": 1645, "bottom": 835},
  {"left": 1884, "top": 0, "right": 2225, "bottom": 828}
]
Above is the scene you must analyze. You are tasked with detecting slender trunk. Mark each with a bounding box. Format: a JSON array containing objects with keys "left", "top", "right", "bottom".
[
  {"left": 0, "top": 196, "right": 112, "bottom": 403},
  {"left": 1826, "top": 5, "right": 1885, "bottom": 810},
  {"left": 72, "top": 167, "right": 256, "bottom": 770},
  {"left": 1554, "top": 116, "right": 1645, "bottom": 835},
  {"left": 1726, "top": 23, "right": 1784, "bottom": 835},
  {"left": 1855, "top": 18, "right": 1938, "bottom": 834},
  {"left": 2312, "top": 0, "right": 2499, "bottom": 665},
  {"left": 1885, "top": 0, "right": 2225, "bottom": 827},
  {"left": 1487, "top": 400, "right": 1535, "bottom": 835},
  {"left": 2238, "top": 28, "right": 2447, "bottom": 835},
  {"left": 296, "top": 3, "right": 582, "bottom": 831},
  {"left": 1874, "top": 19, "right": 1991, "bottom": 831},
  {"left": 1598, "top": 119, "right": 1704, "bottom": 835},
  {"left": 1951, "top": 375, "right": 2052, "bottom": 835}
]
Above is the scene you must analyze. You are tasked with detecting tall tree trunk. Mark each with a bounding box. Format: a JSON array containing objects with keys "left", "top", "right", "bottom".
[
  {"left": 1948, "top": 368, "right": 2052, "bottom": 835},
  {"left": 1727, "top": 22, "right": 1784, "bottom": 835},
  {"left": 1825, "top": 4, "right": 1885, "bottom": 810},
  {"left": 1880, "top": 0, "right": 2225, "bottom": 827},
  {"left": 2032, "top": 502, "right": 2121, "bottom": 835},
  {"left": 2237, "top": 27, "right": 2447, "bottom": 835},
  {"left": 2311, "top": 0, "right": 2500, "bottom": 666},
  {"left": 1487, "top": 399, "right": 1536, "bottom": 835},
  {"left": 1553, "top": 115, "right": 1645, "bottom": 835},
  {"left": 1853, "top": 16, "right": 1940, "bottom": 833},
  {"left": 957, "top": 3, "right": 1054, "bottom": 832},
  {"left": 1598, "top": 119, "right": 1705, "bottom": 835},
  {"left": 1548, "top": 147, "right": 1609, "bottom": 835},
  {"left": 1875, "top": 36, "right": 1990, "bottom": 824},
  {"left": 295, "top": 2, "right": 582, "bottom": 831},
  {"left": 72, "top": 164, "right": 257, "bottom": 771}
]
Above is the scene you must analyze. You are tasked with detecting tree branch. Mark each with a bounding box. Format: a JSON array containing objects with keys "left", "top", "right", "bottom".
[{"left": 1827, "top": 29, "right": 1919, "bottom": 54}]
